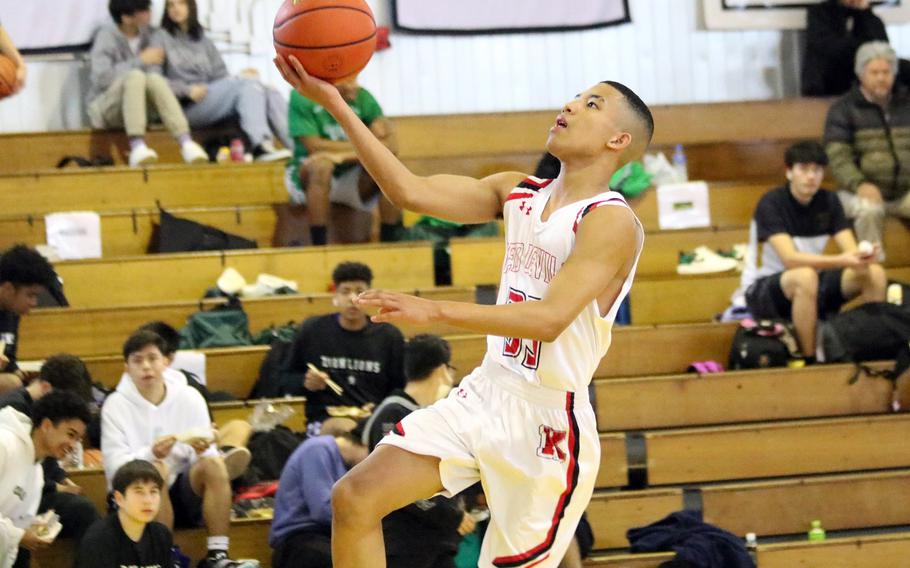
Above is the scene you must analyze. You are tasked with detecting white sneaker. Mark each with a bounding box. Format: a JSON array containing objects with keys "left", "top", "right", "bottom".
[
  {"left": 129, "top": 145, "right": 158, "bottom": 167},
  {"left": 221, "top": 447, "right": 252, "bottom": 481},
  {"left": 181, "top": 140, "right": 209, "bottom": 164},
  {"left": 677, "top": 246, "right": 740, "bottom": 275},
  {"left": 254, "top": 140, "right": 292, "bottom": 162}
]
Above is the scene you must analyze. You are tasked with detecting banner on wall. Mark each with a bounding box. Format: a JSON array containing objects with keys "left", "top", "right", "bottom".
[
  {"left": 703, "top": 0, "right": 910, "bottom": 30},
  {"left": 0, "top": 0, "right": 110, "bottom": 53},
  {"left": 392, "top": 0, "right": 630, "bottom": 34}
]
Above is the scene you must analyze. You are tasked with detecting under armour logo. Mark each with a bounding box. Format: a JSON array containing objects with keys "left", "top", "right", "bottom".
[
  {"left": 536, "top": 425, "right": 567, "bottom": 462},
  {"left": 519, "top": 201, "right": 532, "bottom": 216}
]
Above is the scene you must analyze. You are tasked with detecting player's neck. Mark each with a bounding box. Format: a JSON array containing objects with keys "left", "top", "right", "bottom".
[
  {"left": 118, "top": 509, "right": 147, "bottom": 542},
  {"left": 555, "top": 157, "right": 619, "bottom": 201}
]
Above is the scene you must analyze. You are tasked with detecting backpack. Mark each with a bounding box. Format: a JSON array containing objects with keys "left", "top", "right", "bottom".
[
  {"left": 248, "top": 336, "right": 304, "bottom": 398},
  {"left": 728, "top": 319, "right": 800, "bottom": 370},
  {"left": 179, "top": 296, "right": 253, "bottom": 349},
  {"left": 149, "top": 208, "right": 257, "bottom": 253},
  {"left": 236, "top": 426, "right": 306, "bottom": 485},
  {"left": 820, "top": 302, "right": 910, "bottom": 382}
]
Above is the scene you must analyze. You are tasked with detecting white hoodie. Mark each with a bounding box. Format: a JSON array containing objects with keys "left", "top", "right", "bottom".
[
  {"left": 101, "top": 370, "right": 216, "bottom": 488},
  {"left": 0, "top": 407, "right": 43, "bottom": 568}
]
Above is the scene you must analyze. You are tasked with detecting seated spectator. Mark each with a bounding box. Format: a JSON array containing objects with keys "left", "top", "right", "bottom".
[
  {"left": 0, "top": 19, "right": 26, "bottom": 96},
  {"left": 824, "top": 41, "right": 910, "bottom": 256},
  {"left": 737, "top": 141, "right": 886, "bottom": 362},
  {"left": 88, "top": 0, "right": 208, "bottom": 167},
  {"left": 284, "top": 262, "right": 405, "bottom": 435},
  {"left": 269, "top": 428, "right": 369, "bottom": 568},
  {"left": 803, "top": 0, "right": 890, "bottom": 97},
  {"left": 100, "top": 330, "right": 256, "bottom": 568},
  {"left": 0, "top": 391, "right": 91, "bottom": 568},
  {"left": 286, "top": 78, "right": 402, "bottom": 245},
  {"left": 0, "top": 245, "right": 58, "bottom": 396},
  {"left": 139, "top": 320, "right": 252, "bottom": 480},
  {"left": 74, "top": 460, "right": 173, "bottom": 568},
  {"left": 159, "top": 0, "right": 291, "bottom": 162},
  {"left": 361, "top": 334, "right": 474, "bottom": 568},
  {"left": 0, "top": 354, "right": 99, "bottom": 546}
]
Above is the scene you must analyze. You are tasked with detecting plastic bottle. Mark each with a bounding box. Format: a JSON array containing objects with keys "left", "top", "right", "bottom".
[
  {"left": 672, "top": 143, "right": 688, "bottom": 182},
  {"left": 216, "top": 146, "right": 231, "bottom": 163},
  {"left": 808, "top": 520, "right": 826, "bottom": 541},
  {"left": 745, "top": 532, "right": 758, "bottom": 561},
  {"left": 888, "top": 283, "right": 904, "bottom": 306},
  {"left": 230, "top": 138, "right": 245, "bottom": 162}
]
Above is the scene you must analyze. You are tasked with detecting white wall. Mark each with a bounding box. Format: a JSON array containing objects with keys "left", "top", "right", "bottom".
[{"left": 3, "top": 0, "right": 910, "bottom": 133}]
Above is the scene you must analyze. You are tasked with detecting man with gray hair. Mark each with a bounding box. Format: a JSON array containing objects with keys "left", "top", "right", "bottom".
[{"left": 824, "top": 40, "right": 910, "bottom": 258}]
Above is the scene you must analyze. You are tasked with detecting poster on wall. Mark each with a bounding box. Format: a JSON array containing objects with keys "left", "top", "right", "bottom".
[
  {"left": 393, "top": 0, "right": 630, "bottom": 34},
  {"left": 703, "top": 0, "right": 910, "bottom": 30},
  {"left": 0, "top": 0, "right": 110, "bottom": 53}
]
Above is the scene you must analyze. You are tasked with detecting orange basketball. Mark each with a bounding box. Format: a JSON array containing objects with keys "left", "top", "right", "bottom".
[
  {"left": 0, "top": 54, "right": 17, "bottom": 99},
  {"left": 273, "top": 0, "right": 377, "bottom": 83}
]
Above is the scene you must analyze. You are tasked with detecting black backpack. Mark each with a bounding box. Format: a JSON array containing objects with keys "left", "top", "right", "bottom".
[
  {"left": 728, "top": 319, "right": 800, "bottom": 370},
  {"left": 821, "top": 302, "right": 910, "bottom": 381},
  {"left": 249, "top": 335, "right": 305, "bottom": 399},
  {"left": 149, "top": 208, "right": 257, "bottom": 253}
]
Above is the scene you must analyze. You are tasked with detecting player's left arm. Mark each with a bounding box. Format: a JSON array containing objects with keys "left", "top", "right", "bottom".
[{"left": 356, "top": 206, "right": 640, "bottom": 342}]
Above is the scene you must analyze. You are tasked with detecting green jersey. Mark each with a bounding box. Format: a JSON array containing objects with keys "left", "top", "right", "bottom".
[{"left": 287, "top": 88, "right": 384, "bottom": 187}]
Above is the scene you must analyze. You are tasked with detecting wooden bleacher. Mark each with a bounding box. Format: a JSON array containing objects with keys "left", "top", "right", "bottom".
[
  {"left": 1, "top": 98, "right": 831, "bottom": 178},
  {"left": 53, "top": 241, "right": 436, "bottom": 307},
  {"left": 18, "top": 286, "right": 476, "bottom": 359}
]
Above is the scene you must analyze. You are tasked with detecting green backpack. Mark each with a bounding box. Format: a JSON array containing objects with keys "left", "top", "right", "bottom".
[{"left": 179, "top": 297, "right": 253, "bottom": 349}]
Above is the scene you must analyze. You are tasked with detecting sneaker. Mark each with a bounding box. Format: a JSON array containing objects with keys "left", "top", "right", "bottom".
[
  {"left": 129, "top": 145, "right": 158, "bottom": 167},
  {"left": 197, "top": 554, "right": 260, "bottom": 568},
  {"left": 221, "top": 446, "right": 252, "bottom": 481},
  {"left": 253, "top": 140, "right": 292, "bottom": 162},
  {"left": 181, "top": 140, "right": 209, "bottom": 164},
  {"left": 677, "top": 246, "right": 739, "bottom": 275}
]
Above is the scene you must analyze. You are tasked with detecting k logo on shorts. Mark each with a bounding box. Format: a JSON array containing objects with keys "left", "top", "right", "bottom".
[{"left": 536, "top": 424, "right": 567, "bottom": 462}]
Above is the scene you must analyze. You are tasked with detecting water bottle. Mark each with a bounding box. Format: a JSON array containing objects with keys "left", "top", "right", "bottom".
[
  {"left": 672, "top": 143, "right": 688, "bottom": 182},
  {"left": 808, "top": 520, "right": 826, "bottom": 541},
  {"left": 230, "top": 138, "right": 245, "bottom": 162},
  {"left": 745, "top": 532, "right": 758, "bottom": 560},
  {"left": 888, "top": 283, "right": 904, "bottom": 306}
]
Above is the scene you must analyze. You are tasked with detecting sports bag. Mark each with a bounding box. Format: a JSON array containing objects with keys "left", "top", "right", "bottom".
[{"left": 728, "top": 318, "right": 800, "bottom": 370}]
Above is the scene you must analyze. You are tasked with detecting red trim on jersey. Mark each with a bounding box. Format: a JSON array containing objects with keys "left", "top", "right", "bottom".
[
  {"left": 393, "top": 422, "right": 405, "bottom": 436},
  {"left": 524, "top": 554, "right": 551, "bottom": 568},
  {"left": 519, "top": 177, "right": 554, "bottom": 190},
  {"left": 505, "top": 192, "right": 536, "bottom": 202},
  {"left": 493, "top": 392, "right": 580, "bottom": 568},
  {"left": 572, "top": 197, "right": 626, "bottom": 233}
]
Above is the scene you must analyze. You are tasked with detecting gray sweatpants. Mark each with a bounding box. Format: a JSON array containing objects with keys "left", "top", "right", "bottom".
[
  {"left": 183, "top": 76, "right": 287, "bottom": 148},
  {"left": 839, "top": 189, "right": 910, "bottom": 258}
]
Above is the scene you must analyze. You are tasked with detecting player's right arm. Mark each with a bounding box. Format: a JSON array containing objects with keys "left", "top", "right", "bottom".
[{"left": 275, "top": 55, "right": 522, "bottom": 223}]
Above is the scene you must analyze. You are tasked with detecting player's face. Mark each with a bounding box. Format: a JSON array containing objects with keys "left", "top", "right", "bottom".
[
  {"left": 38, "top": 418, "right": 86, "bottom": 460},
  {"left": 546, "top": 83, "right": 626, "bottom": 160},
  {"left": 166, "top": 0, "right": 190, "bottom": 26},
  {"left": 786, "top": 162, "right": 825, "bottom": 204},
  {"left": 860, "top": 58, "right": 895, "bottom": 100},
  {"left": 115, "top": 481, "right": 162, "bottom": 524},
  {"left": 125, "top": 345, "right": 168, "bottom": 391}
]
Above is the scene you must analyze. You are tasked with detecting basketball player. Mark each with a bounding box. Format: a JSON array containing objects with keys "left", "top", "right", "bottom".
[{"left": 275, "top": 55, "right": 651, "bottom": 568}]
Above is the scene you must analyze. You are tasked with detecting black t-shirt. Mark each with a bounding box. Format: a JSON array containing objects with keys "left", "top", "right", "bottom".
[
  {"left": 754, "top": 185, "right": 850, "bottom": 244},
  {"left": 286, "top": 314, "right": 405, "bottom": 423},
  {"left": 0, "top": 310, "right": 20, "bottom": 373},
  {"left": 74, "top": 513, "right": 173, "bottom": 568}
]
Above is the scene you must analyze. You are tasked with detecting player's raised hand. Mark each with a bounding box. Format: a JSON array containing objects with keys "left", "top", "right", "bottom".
[
  {"left": 354, "top": 290, "right": 441, "bottom": 325},
  {"left": 273, "top": 54, "right": 341, "bottom": 109}
]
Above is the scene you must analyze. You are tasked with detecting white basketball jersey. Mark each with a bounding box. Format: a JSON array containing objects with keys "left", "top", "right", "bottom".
[{"left": 481, "top": 176, "right": 644, "bottom": 393}]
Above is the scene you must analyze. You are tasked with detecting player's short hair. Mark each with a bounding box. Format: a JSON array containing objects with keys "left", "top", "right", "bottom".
[
  {"left": 404, "top": 334, "right": 451, "bottom": 382},
  {"left": 112, "top": 459, "right": 164, "bottom": 495},
  {"left": 109, "top": 0, "right": 152, "bottom": 23},
  {"left": 601, "top": 81, "right": 654, "bottom": 144},
  {"left": 161, "top": 0, "right": 204, "bottom": 40},
  {"left": 784, "top": 141, "right": 829, "bottom": 168},
  {"left": 0, "top": 245, "right": 56, "bottom": 290},
  {"left": 122, "top": 329, "right": 168, "bottom": 361},
  {"left": 32, "top": 390, "right": 91, "bottom": 430},
  {"left": 332, "top": 262, "right": 373, "bottom": 287},
  {"left": 39, "top": 354, "right": 93, "bottom": 403},
  {"left": 139, "top": 321, "right": 181, "bottom": 357}
]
